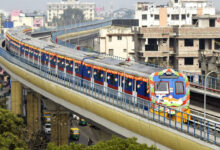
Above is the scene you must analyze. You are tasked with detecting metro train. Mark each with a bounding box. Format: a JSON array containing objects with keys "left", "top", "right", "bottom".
[{"left": 4, "top": 27, "right": 190, "bottom": 121}]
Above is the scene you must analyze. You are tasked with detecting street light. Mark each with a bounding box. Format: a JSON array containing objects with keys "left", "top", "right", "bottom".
[{"left": 204, "top": 70, "right": 219, "bottom": 119}]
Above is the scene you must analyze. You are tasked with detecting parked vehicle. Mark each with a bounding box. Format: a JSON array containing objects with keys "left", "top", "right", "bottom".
[{"left": 43, "top": 123, "right": 51, "bottom": 135}]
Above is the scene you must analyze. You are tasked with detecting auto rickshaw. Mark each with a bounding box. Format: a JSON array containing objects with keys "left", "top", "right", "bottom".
[
  {"left": 70, "top": 128, "right": 80, "bottom": 140},
  {"left": 79, "top": 118, "right": 87, "bottom": 126}
]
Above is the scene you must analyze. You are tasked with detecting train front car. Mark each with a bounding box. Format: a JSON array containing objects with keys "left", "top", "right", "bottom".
[{"left": 149, "top": 69, "right": 190, "bottom": 122}]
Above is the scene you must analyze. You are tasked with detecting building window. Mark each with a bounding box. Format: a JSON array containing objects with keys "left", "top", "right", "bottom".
[
  {"left": 154, "top": 15, "right": 159, "bottom": 20},
  {"left": 175, "top": 0, "right": 178, "bottom": 3},
  {"left": 184, "top": 58, "right": 194, "bottom": 65},
  {"left": 167, "top": 14, "right": 170, "bottom": 17},
  {"left": 118, "top": 36, "right": 122, "bottom": 40},
  {"left": 162, "top": 38, "right": 167, "bottom": 44},
  {"left": 182, "top": 14, "right": 186, "bottom": 20},
  {"left": 184, "top": 39, "right": 194, "bottom": 47},
  {"left": 142, "top": 14, "right": 147, "bottom": 20},
  {"left": 109, "top": 49, "right": 114, "bottom": 56},
  {"left": 123, "top": 49, "right": 127, "bottom": 52},
  {"left": 171, "top": 14, "right": 179, "bottom": 20},
  {"left": 151, "top": 14, "right": 153, "bottom": 17},
  {"left": 132, "top": 36, "right": 135, "bottom": 41},
  {"left": 109, "top": 36, "right": 112, "bottom": 42}
]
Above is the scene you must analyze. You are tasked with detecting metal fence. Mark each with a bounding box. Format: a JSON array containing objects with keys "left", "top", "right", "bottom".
[{"left": 0, "top": 47, "right": 219, "bottom": 146}]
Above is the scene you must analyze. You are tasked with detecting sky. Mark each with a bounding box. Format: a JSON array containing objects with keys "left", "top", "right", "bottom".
[{"left": 0, "top": 0, "right": 220, "bottom": 12}]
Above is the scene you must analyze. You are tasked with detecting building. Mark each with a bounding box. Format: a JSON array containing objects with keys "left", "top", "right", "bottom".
[
  {"left": 0, "top": 13, "right": 2, "bottom": 34},
  {"left": 196, "top": 15, "right": 220, "bottom": 78},
  {"left": 10, "top": 10, "right": 45, "bottom": 28},
  {"left": 99, "top": 26, "right": 136, "bottom": 60},
  {"left": 135, "top": 15, "right": 220, "bottom": 78},
  {"left": 47, "top": 0, "right": 95, "bottom": 26},
  {"left": 135, "top": 0, "right": 215, "bottom": 27}
]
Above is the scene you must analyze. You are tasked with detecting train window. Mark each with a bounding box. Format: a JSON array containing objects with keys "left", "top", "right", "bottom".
[
  {"left": 175, "top": 82, "right": 185, "bottom": 94},
  {"left": 155, "top": 82, "right": 169, "bottom": 94},
  {"left": 75, "top": 64, "right": 80, "bottom": 72},
  {"left": 109, "top": 74, "right": 116, "bottom": 84},
  {"left": 124, "top": 78, "right": 130, "bottom": 89},
  {"left": 96, "top": 70, "right": 102, "bottom": 80}
]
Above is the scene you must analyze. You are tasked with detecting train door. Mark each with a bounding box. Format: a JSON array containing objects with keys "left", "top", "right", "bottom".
[
  {"left": 29, "top": 48, "right": 34, "bottom": 64},
  {"left": 34, "top": 49, "right": 39, "bottom": 68},
  {"left": 122, "top": 77, "right": 133, "bottom": 95},
  {"left": 57, "top": 57, "right": 65, "bottom": 79},
  {"left": 136, "top": 81, "right": 149, "bottom": 100},
  {"left": 24, "top": 45, "right": 29, "bottom": 61},
  {"left": 65, "top": 60, "right": 74, "bottom": 82},
  {"left": 94, "top": 69, "right": 104, "bottom": 85},
  {"left": 107, "top": 73, "right": 119, "bottom": 90},
  {"left": 50, "top": 55, "right": 57, "bottom": 75},
  {"left": 20, "top": 43, "right": 24, "bottom": 58},
  {"left": 75, "top": 63, "right": 82, "bottom": 78},
  {"left": 82, "top": 65, "right": 92, "bottom": 81},
  {"left": 41, "top": 52, "right": 49, "bottom": 72}
]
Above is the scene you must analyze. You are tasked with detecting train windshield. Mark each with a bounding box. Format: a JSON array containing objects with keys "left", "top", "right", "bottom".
[
  {"left": 155, "top": 82, "right": 169, "bottom": 94},
  {"left": 175, "top": 82, "right": 185, "bottom": 94}
]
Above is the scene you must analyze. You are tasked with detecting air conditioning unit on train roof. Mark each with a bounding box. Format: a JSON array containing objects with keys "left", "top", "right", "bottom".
[{"left": 118, "top": 60, "right": 134, "bottom": 67}]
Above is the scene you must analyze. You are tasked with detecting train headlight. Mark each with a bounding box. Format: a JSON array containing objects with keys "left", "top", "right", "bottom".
[
  {"left": 129, "top": 82, "right": 132, "bottom": 86},
  {"left": 137, "top": 84, "right": 140, "bottom": 89},
  {"left": 115, "top": 78, "right": 118, "bottom": 82},
  {"left": 94, "top": 72, "right": 97, "bottom": 75},
  {"left": 107, "top": 76, "right": 110, "bottom": 80},
  {"left": 101, "top": 74, "right": 103, "bottom": 77}
]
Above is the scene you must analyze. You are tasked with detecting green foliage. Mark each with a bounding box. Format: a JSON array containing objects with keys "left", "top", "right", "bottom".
[
  {"left": 0, "top": 132, "right": 27, "bottom": 150},
  {"left": 46, "top": 136, "right": 159, "bottom": 150},
  {"left": 0, "top": 108, "right": 28, "bottom": 150},
  {"left": 0, "top": 108, "right": 25, "bottom": 136},
  {"left": 52, "top": 7, "right": 85, "bottom": 26}
]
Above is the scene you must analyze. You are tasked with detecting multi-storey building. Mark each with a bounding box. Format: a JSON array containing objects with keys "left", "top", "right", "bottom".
[
  {"left": 135, "top": 15, "right": 220, "bottom": 79},
  {"left": 98, "top": 26, "right": 136, "bottom": 60},
  {"left": 47, "top": 0, "right": 95, "bottom": 26},
  {"left": 135, "top": 0, "right": 215, "bottom": 27}
]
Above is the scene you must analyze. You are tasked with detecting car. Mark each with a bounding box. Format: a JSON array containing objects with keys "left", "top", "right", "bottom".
[
  {"left": 72, "top": 114, "right": 80, "bottom": 121},
  {"left": 43, "top": 123, "right": 51, "bottom": 135}
]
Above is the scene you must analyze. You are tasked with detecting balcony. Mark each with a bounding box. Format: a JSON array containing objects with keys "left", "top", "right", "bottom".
[{"left": 145, "top": 45, "right": 158, "bottom": 51}]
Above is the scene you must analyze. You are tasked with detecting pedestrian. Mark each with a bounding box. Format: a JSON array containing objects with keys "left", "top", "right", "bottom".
[{"left": 88, "top": 137, "right": 93, "bottom": 146}]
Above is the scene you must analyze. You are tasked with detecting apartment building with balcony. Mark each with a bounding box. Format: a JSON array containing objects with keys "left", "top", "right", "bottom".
[{"left": 136, "top": 15, "right": 220, "bottom": 80}]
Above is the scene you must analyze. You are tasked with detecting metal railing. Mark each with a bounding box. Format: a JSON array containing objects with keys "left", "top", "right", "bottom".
[{"left": 0, "top": 47, "right": 219, "bottom": 146}]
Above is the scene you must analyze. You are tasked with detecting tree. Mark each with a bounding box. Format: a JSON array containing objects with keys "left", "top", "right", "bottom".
[
  {"left": 46, "top": 136, "right": 159, "bottom": 150},
  {"left": 0, "top": 108, "right": 28, "bottom": 150},
  {"left": 52, "top": 7, "right": 85, "bottom": 26}
]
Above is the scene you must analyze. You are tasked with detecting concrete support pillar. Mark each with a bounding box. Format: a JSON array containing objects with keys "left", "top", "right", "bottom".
[
  {"left": 27, "top": 92, "right": 41, "bottom": 137},
  {"left": 212, "top": 39, "right": 215, "bottom": 50},
  {"left": 11, "top": 81, "right": 22, "bottom": 115},
  {"left": 51, "top": 111, "right": 69, "bottom": 146}
]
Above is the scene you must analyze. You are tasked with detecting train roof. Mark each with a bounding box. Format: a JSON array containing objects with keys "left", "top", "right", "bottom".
[{"left": 7, "top": 27, "right": 162, "bottom": 78}]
